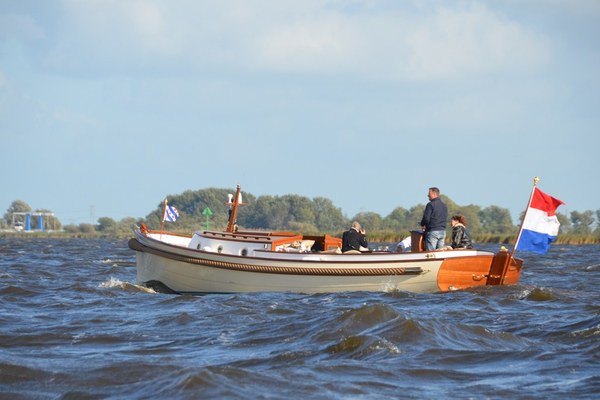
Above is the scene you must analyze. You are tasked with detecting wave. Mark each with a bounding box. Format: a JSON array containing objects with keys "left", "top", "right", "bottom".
[
  {"left": 1, "top": 240, "right": 598, "bottom": 399},
  {"left": 98, "top": 277, "right": 156, "bottom": 293},
  {"left": 100, "top": 257, "right": 136, "bottom": 267}
]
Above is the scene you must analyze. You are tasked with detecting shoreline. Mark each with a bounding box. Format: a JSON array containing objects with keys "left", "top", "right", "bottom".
[{"left": 1, "top": 231, "right": 598, "bottom": 245}]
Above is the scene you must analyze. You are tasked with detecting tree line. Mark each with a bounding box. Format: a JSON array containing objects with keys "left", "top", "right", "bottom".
[{"left": 2, "top": 188, "right": 600, "bottom": 242}]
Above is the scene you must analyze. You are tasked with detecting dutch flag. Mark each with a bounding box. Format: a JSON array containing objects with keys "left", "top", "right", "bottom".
[{"left": 516, "top": 187, "right": 565, "bottom": 254}]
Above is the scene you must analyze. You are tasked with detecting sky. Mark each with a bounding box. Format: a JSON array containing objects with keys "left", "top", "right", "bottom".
[{"left": 1, "top": 0, "right": 599, "bottom": 226}]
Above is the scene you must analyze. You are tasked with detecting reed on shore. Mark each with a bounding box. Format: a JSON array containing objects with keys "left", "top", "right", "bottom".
[{"left": 2, "top": 230, "right": 598, "bottom": 245}]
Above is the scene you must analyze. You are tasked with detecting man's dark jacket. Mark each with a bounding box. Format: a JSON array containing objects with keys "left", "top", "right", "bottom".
[
  {"left": 420, "top": 197, "right": 448, "bottom": 231},
  {"left": 342, "top": 228, "right": 368, "bottom": 252}
]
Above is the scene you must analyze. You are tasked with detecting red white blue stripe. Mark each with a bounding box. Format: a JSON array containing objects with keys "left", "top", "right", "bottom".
[{"left": 516, "top": 187, "right": 564, "bottom": 254}]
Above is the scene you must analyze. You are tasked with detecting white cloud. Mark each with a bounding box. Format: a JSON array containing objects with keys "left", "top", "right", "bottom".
[
  {"left": 7, "top": 1, "right": 552, "bottom": 82},
  {"left": 252, "top": 3, "right": 552, "bottom": 81},
  {"left": 252, "top": 14, "right": 360, "bottom": 73},
  {"left": 127, "top": 1, "right": 172, "bottom": 54},
  {"left": 403, "top": 5, "right": 551, "bottom": 80}
]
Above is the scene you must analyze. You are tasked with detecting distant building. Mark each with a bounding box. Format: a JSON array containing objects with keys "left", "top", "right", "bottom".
[{"left": 11, "top": 212, "right": 56, "bottom": 232}]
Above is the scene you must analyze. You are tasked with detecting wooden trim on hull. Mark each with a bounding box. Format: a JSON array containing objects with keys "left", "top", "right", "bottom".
[
  {"left": 437, "top": 252, "right": 523, "bottom": 291},
  {"left": 437, "top": 255, "right": 494, "bottom": 291},
  {"left": 128, "top": 238, "right": 423, "bottom": 277}
]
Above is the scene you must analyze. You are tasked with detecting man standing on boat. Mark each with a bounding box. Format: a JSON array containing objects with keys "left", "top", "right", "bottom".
[
  {"left": 342, "top": 221, "right": 369, "bottom": 253},
  {"left": 420, "top": 187, "right": 448, "bottom": 251}
]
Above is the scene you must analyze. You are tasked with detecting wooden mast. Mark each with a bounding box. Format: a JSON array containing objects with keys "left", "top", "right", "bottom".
[{"left": 226, "top": 184, "right": 242, "bottom": 233}]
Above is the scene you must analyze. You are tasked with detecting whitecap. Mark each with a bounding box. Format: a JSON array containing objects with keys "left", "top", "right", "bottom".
[{"left": 98, "top": 277, "right": 156, "bottom": 293}]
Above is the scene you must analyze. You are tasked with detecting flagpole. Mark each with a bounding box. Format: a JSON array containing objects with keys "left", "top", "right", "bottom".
[
  {"left": 493, "top": 177, "right": 539, "bottom": 285},
  {"left": 509, "top": 176, "right": 540, "bottom": 261},
  {"left": 160, "top": 198, "right": 167, "bottom": 237}
]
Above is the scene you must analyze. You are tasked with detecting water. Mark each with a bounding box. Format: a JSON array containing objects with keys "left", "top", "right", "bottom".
[{"left": 1, "top": 238, "right": 598, "bottom": 399}]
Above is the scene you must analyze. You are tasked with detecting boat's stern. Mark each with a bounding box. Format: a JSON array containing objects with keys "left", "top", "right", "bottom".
[{"left": 436, "top": 248, "right": 523, "bottom": 291}]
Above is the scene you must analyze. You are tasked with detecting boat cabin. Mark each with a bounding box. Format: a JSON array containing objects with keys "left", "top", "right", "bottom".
[{"left": 188, "top": 230, "right": 342, "bottom": 256}]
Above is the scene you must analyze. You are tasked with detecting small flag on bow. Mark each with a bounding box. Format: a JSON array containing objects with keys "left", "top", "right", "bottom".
[{"left": 163, "top": 204, "right": 179, "bottom": 222}]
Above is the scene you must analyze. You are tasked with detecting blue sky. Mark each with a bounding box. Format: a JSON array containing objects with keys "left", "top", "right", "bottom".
[{"left": 1, "top": 1, "right": 598, "bottom": 226}]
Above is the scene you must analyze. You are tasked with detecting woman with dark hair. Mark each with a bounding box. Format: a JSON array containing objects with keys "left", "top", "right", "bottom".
[{"left": 450, "top": 215, "right": 473, "bottom": 249}]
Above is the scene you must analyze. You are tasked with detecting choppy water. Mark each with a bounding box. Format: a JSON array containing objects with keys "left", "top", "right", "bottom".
[{"left": 1, "top": 238, "right": 598, "bottom": 399}]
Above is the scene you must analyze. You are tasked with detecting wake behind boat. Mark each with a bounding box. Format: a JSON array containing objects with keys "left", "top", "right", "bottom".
[{"left": 128, "top": 185, "right": 523, "bottom": 294}]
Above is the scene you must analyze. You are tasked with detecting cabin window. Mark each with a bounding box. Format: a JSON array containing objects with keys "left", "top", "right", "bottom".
[
  {"left": 217, "top": 245, "right": 223, "bottom": 253},
  {"left": 196, "top": 242, "right": 202, "bottom": 250},
  {"left": 240, "top": 248, "right": 248, "bottom": 256}
]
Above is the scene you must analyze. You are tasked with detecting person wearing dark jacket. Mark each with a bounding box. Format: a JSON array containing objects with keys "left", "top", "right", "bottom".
[
  {"left": 450, "top": 215, "right": 473, "bottom": 249},
  {"left": 342, "top": 221, "right": 368, "bottom": 253},
  {"left": 420, "top": 187, "right": 448, "bottom": 250}
]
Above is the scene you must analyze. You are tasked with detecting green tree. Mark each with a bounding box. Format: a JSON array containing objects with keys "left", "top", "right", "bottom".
[
  {"left": 245, "top": 195, "right": 289, "bottom": 229},
  {"left": 97, "top": 217, "right": 117, "bottom": 233},
  {"left": 3, "top": 200, "right": 32, "bottom": 227},
  {"left": 556, "top": 212, "right": 571, "bottom": 234},
  {"left": 129, "top": 187, "right": 597, "bottom": 243},
  {"left": 63, "top": 224, "right": 80, "bottom": 234},
  {"left": 383, "top": 207, "right": 409, "bottom": 231},
  {"left": 313, "top": 197, "right": 346, "bottom": 232},
  {"left": 405, "top": 204, "right": 426, "bottom": 231},
  {"left": 79, "top": 223, "right": 96, "bottom": 233},
  {"left": 441, "top": 195, "right": 459, "bottom": 216},
  {"left": 479, "top": 205, "right": 514, "bottom": 234},
  {"left": 571, "top": 210, "right": 594, "bottom": 235},
  {"left": 351, "top": 211, "right": 383, "bottom": 232},
  {"left": 281, "top": 194, "right": 316, "bottom": 228},
  {"left": 113, "top": 217, "right": 140, "bottom": 236}
]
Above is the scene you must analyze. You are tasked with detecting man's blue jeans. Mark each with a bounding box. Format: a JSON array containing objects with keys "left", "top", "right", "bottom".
[{"left": 425, "top": 230, "right": 446, "bottom": 250}]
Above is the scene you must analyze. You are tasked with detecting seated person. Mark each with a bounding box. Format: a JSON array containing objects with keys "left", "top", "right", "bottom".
[
  {"left": 450, "top": 215, "right": 473, "bottom": 249},
  {"left": 342, "top": 221, "right": 369, "bottom": 253},
  {"left": 396, "top": 236, "right": 412, "bottom": 252}
]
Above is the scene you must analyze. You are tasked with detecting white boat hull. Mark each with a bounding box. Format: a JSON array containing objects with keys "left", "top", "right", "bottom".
[
  {"left": 129, "top": 227, "right": 522, "bottom": 294},
  {"left": 135, "top": 250, "right": 442, "bottom": 294}
]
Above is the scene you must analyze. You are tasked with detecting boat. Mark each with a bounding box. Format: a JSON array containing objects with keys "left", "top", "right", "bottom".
[{"left": 128, "top": 185, "right": 523, "bottom": 294}]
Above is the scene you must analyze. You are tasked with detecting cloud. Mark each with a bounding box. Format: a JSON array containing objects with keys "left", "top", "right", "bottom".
[
  {"left": 7, "top": 1, "right": 552, "bottom": 82},
  {"left": 252, "top": 14, "right": 358, "bottom": 73},
  {"left": 253, "top": 3, "right": 552, "bottom": 81},
  {"left": 403, "top": 5, "right": 551, "bottom": 80}
]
